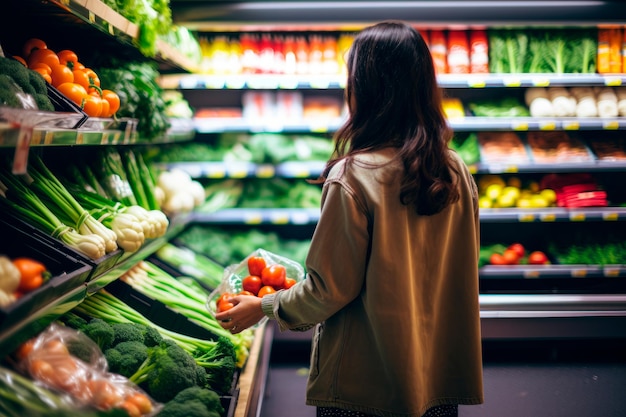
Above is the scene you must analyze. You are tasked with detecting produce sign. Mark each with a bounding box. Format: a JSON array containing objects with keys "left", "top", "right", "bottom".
[{"left": 207, "top": 249, "right": 305, "bottom": 321}]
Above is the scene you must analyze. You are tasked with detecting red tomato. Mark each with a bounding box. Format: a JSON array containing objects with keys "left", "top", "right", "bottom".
[
  {"left": 217, "top": 299, "right": 235, "bottom": 312},
  {"left": 528, "top": 251, "right": 549, "bottom": 265},
  {"left": 247, "top": 256, "right": 267, "bottom": 276},
  {"left": 489, "top": 253, "right": 506, "bottom": 265},
  {"left": 283, "top": 277, "right": 297, "bottom": 289},
  {"left": 507, "top": 243, "right": 525, "bottom": 258},
  {"left": 261, "top": 264, "right": 286, "bottom": 288},
  {"left": 257, "top": 285, "right": 277, "bottom": 298},
  {"left": 502, "top": 249, "right": 520, "bottom": 265},
  {"left": 242, "top": 275, "right": 263, "bottom": 295},
  {"left": 239, "top": 290, "right": 255, "bottom": 296}
]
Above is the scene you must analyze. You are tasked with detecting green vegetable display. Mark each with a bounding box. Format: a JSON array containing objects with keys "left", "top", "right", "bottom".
[
  {"left": 0, "top": 56, "right": 53, "bottom": 111},
  {"left": 156, "top": 386, "right": 224, "bottom": 417},
  {"left": 155, "top": 243, "right": 225, "bottom": 290}
]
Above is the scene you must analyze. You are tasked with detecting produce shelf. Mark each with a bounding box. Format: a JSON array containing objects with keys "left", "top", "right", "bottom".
[
  {"left": 470, "top": 161, "right": 626, "bottom": 174},
  {"left": 155, "top": 160, "right": 327, "bottom": 179},
  {"left": 191, "top": 208, "right": 321, "bottom": 225},
  {"left": 0, "top": 0, "right": 199, "bottom": 73},
  {"left": 480, "top": 264, "right": 626, "bottom": 279},
  {"left": 194, "top": 117, "right": 344, "bottom": 134},
  {"left": 480, "top": 207, "right": 626, "bottom": 223},
  {"left": 160, "top": 73, "right": 626, "bottom": 91}
]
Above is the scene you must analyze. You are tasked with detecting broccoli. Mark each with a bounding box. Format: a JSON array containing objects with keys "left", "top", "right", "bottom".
[
  {"left": 129, "top": 339, "right": 201, "bottom": 402},
  {"left": 105, "top": 340, "right": 148, "bottom": 377},
  {"left": 111, "top": 322, "right": 145, "bottom": 345},
  {"left": 27, "top": 70, "right": 47, "bottom": 95},
  {"left": 140, "top": 324, "right": 163, "bottom": 347},
  {"left": 0, "top": 56, "right": 35, "bottom": 95},
  {"left": 156, "top": 386, "right": 223, "bottom": 417},
  {"left": 193, "top": 336, "right": 237, "bottom": 394},
  {"left": 83, "top": 318, "right": 115, "bottom": 351},
  {"left": 0, "top": 75, "right": 24, "bottom": 107}
]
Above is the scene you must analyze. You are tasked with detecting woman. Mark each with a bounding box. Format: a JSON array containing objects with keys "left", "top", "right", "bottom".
[{"left": 216, "top": 20, "right": 484, "bottom": 417}]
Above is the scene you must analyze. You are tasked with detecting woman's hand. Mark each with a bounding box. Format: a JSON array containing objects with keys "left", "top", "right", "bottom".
[{"left": 215, "top": 294, "right": 265, "bottom": 334}]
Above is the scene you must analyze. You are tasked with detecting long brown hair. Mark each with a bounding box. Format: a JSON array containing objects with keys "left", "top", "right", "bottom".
[{"left": 320, "top": 21, "right": 460, "bottom": 215}]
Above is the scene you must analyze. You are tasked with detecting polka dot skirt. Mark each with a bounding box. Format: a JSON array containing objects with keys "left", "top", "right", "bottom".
[{"left": 317, "top": 404, "right": 458, "bottom": 417}]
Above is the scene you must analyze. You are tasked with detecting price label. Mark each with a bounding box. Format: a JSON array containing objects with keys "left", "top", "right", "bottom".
[
  {"left": 256, "top": 165, "right": 275, "bottom": 178},
  {"left": 512, "top": 122, "right": 529, "bottom": 131},
  {"left": 604, "top": 267, "right": 620, "bottom": 277},
  {"left": 309, "top": 79, "right": 330, "bottom": 89},
  {"left": 603, "top": 120, "right": 619, "bottom": 130},
  {"left": 603, "top": 76, "right": 623, "bottom": 87},
  {"left": 523, "top": 270, "right": 540, "bottom": 279},
  {"left": 540, "top": 213, "right": 556, "bottom": 222},
  {"left": 76, "top": 132, "right": 84, "bottom": 144},
  {"left": 569, "top": 212, "right": 586, "bottom": 222},
  {"left": 244, "top": 213, "right": 263, "bottom": 225},
  {"left": 602, "top": 212, "right": 619, "bottom": 221},
  {"left": 108, "top": 23, "right": 115, "bottom": 35},
  {"left": 468, "top": 165, "right": 478, "bottom": 175},
  {"left": 562, "top": 121, "right": 580, "bottom": 130},
  {"left": 571, "top": 269, "right": 587, "bottom": 278},
  {"left": 467, "top": 79, "right": 486, "bottom": 88},
  {"left": 88, "top": 11, "right": 96, "bottom": 23},
  {"left": 293, "top": 168, "right": 311, "bottom": 178},
  {"left": 539, "top": 121, "right": 556, "bottom": 130},
  {"left": 308, "top": 122, "right": 329, "bottom": 133},
  {"left": 269, "top": 213, "right": 290, "bottom": 224},
  {"left": 518, "top": 213, "right": 535, "bottom": 222},
  {"left": 532, "top": 78, "right": 550, "bottom": 87},
  {"left": 204, "top": 166, "right": 226, "bottom": 179},
  {"left": 503, "top": 77, "right": 522, "bottom": 87},
  {"left": 228, "top": 168, "right": 249, "bottom": 178}
]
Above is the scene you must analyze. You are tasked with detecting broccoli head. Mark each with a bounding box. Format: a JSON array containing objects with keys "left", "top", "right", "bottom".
[
  {"left": 129, "top": 339, "right": 201, "bottom": 402},
  {"left": 105, "top": 340, "right": 148, "bottom": 377},
  {"left": 156, "top": 386, "right": 223, "bottom": 417},
  {"left": 111, "top": 322, "right": 145, "bottom": 346},
  {"left": 0, "top": 75, "right": 25, "bottom": 108},
  {"left": 194, "top": 336, "right": 237, "bottom": 394},
  {"left": 83, "top": 318, "right": 115, "bottom": 351},
  {"left": 140, "top": 324, "right": 163, "bottom": 347},
  {"left": 0, "top": 56, "right": 35, "bottom": 95}
]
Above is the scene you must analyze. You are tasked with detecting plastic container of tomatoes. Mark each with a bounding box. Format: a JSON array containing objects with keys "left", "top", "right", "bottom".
[{"left": 206, "top": 249, "right": 305, "bottom": 322}]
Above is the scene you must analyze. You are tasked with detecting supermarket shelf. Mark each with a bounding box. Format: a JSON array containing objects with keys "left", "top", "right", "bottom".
[
  {"left": 469, "top": 161, "right": 626, "bottom": 174},
  {"left": 194, "top": 117, "right": 344, "bottom": 134},
  {"left": 155, "top": 160, "right": 326, "bottom": 179},
  {"left": 479, "top": 294, "right": 626, "bottom": 339},
  {"left": 0, "top": 0, "right": 199, "bottom": 73},
  {"left": 159, "top": 73, "right": 626, "bottom": 91},
  {"left": 480, "top": 207, "right": 626, "bottom": 223},
  {"left": 191, "top": 208, "right": 321, "bottom": 225},
  {"left": 480, "top": 264, "right": 626, "bottom": 280}
]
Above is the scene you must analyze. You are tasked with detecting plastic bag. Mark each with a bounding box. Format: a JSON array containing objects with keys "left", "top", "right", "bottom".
[
  {"left": 206, "top": 248, "right": 306, "bottom": 323},
  {"left": 13, "top": 323, "right": 161, "bottom": 416}
]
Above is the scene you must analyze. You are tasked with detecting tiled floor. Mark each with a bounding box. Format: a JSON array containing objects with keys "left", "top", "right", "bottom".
[{"left": 260, "top": 334, "right": 626, "bottom": 417}]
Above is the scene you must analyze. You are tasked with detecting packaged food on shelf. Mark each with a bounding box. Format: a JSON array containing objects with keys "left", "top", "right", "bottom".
[
  {"left": 526, "top": 131, "right": 595, "bottom": 163},
  {"left": 478, "top": 131, "right": 531, "bottom": 164}
]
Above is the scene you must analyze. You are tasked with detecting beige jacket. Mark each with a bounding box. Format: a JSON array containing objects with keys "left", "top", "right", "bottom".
[{"left": 262, "top": 148, "right": 483, "bottom": 416}]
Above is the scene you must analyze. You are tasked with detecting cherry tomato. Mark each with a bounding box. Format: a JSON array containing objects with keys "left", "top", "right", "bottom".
[
  {"left": 283, "top": 277, "right": 297, "bottom": 289},
  {"left": 247, "top": 256, "right": 267, "bottom": 276},
  {"left": 49, "top": 63, "right": 74, "bottom": 87},
  {"left": 489, "top": 253, "right": 506, "bottom": 266},
  {"left": 257, "top": 285, "right": 277, "bottom": 298},
  {"left": 261, "top": 264, "right": 286, "bottom": 288},
  {"left": 217, "top": 299, "right": 235, "bottom": 312},
  {"left": 507, "top": 243, "right": 525, "bottom": 258},
  {"left": 101, "top": 89, "right": 120, "bottom": 116},
  {"left": 502, "top": 249, "right": 520, "bottom": 265},
  {"left": 242, "top": 275, "right": 263, "bottom": 295},
  {"left": 528, "top": 251, "right": 549, "bottom": 265},
  {"left": 22, "top": 38, "right": 47, "bottom": 58},
  {"left": 56, "top": 82, "right": 87, "bottom": 107}
]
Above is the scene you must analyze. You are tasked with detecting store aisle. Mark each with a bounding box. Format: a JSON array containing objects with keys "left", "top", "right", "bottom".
[{"left": 260, "top": 329, "right": 626, "bottom": 417}]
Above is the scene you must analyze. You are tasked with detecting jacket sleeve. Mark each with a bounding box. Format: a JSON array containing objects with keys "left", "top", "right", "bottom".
[{"left": 262, "top": 178, "right": 370, "bottom": 331}]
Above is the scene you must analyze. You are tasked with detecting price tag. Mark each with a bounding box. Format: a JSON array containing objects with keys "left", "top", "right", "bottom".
[
  {"left": 562, "top": 121, "right": 580, "bottom": 130},
  {"left": 532, "top": 78, "right": 550, "bottom": 87},
  {"left": 518, "top": 213, "right": 535, "bottom": 222},
  {"left": 468, "top": 165, "right": 478, "bottom": 175},
  {"left": 292, "top": 168, "right": 311, "bottom": 178},
  {"left": 571, "top": 269, "right": 587, "bottom": 278},
  {"left": 569, "top": 212, "right": 586, "bottom": 222},
  {"left": 539, "top": 121, "right": 556, "bottom": 130},
  {"left": 44, "top": 130, "right": 55, "bottom": 145},
  {"left": 244, "top": 213, "right": 263, "bottom": 224},
  {"left": 204, "top": 165, "right": 226, "bottom": 179},
  {"left": 599, "top": 211, "right": 619, "bottom": 222},
  {"left": 76, "top": 132, "right": 84, "bottom": 144},
  {"left": 12, "top": 126, "right": 33, "bottom": 174},
  {"left": 88, "top": 11, "right": 96, "bottom": 23},
  {"left": 228, "top": 167, "right": 249, "bottom": 178},
  {"left": 503, "top": 77, "right": 521, "bottom": 87},
  {"left": 502, "top": 165, "right": 519, "bottom": 173},
  {"left": 512, "top": 122, "right": 529, "bottom": 131},
  {"left": 467, "top": 79, "right": 486, "bottom": 88},
  {"left": 603, "top": 76, "right": 623, "bottom": 87},
  {"left": 523, "top": 270, "right": 540, "bottom": 279},
  {"left": 309, "top": 79, "right": 330, "bottom": 89},
  {"left": 604, "top": 267, "right": 620, "bottom": 277},
  {"left": 269, "top": 212, "right": 290, "bottom": 224},
  {"left": 308, "top": 122, "right": 329, "bottom": 133},
  {"left": 540, "top": 213, "right": 556, "bottom": 222},
  {"left": 603, "top": 120, "right": 619, "bottom": 130},
  {"left": 256, "top": 165, "right": 275, "bottom": 178}
]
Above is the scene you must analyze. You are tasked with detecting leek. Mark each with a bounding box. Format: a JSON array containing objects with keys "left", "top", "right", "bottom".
[{"left": 0, "top": 172, "right": 105, "bottom": 260}]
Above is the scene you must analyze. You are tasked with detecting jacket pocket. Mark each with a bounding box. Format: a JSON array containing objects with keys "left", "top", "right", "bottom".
[{"left": 309, "top": 323, "right": 323, "bottom": 378}]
